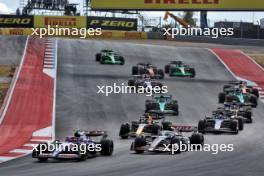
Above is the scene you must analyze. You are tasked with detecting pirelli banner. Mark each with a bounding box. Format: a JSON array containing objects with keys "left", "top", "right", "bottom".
[
  {"left": 91, "top": 0, "right": 264, "bottom": 10},
  {"left": 0, "top": 15, "right": 34, "bottom": 28},
  {"left": 34, "top": 16, "right": 86, "bottom": 28},
  {"left": 87, "top": 16, "right": 137, "bottom": 31}
]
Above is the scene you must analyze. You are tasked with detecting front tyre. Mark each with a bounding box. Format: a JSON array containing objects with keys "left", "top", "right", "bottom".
[
  {"left": 96, "top": 53, "right": 101, "bottom": 62},
  {"left": 218, "top": 92, "right": 226, "bottom": 103},
  {"left": 134, "top": 137, "right": 146, "bottom": 154},
  {"left": 198, "top": 120, "right": 206, "bottom": 133}
]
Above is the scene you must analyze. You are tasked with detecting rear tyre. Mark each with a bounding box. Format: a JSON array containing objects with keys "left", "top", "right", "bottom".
[
  {"left": 237, "top": 117, "right": 244, "bottom": 130},
  {"left": 218, "top": 92, "right": 226, "bottom": 103},
  {"left": 120, "top": 57, "right": 125, "bottom": 65},
  {"left": 100, "top": 139, "right": 114, "bottom": 156},
  {"left": 198, "top": 120, "right": 206, "bottom": 133},
  {"left": 172, "top": 103, "right": 179, "bottom": 116},
  {"left": 245, "top": 111, "right": 252, "bottom": 123},
  {"left": 230, "top": 121, "right": 239, "bottom": 134},
  {"left": 119, "top": 124, "right": 130, "bottom": 139},
  {"left": 96, "top": 53, "right": 101, "bottom": 62},
  {"left": 158, "top": 69, "right": 164, "bottom": 79},
  {"left": 190, "top": 133, "right": 204, "bottom": 145},
  {"left": 132, "top": 66, "right": 138, "bottom": 75},
  {"left": 33, "top": 143, "right": 49, "bottom": 162},
  {"left": 249, "top": 95, "right": 258, "bottom": 108},
  {"left": 165, "top": 65, "right": 170, "bottom": 74},
  {"left": 128, "top": 79, "right": 135, "bottom": 87},
  {"left": 252, "top": 88, "right": 259, "bottom": 98}
]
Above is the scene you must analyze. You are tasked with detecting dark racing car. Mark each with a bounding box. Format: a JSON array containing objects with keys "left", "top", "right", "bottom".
[
  {"left": 32, "top": 130, "right": 114, "bottom": 162},
  {"left": 223, "top": 81, "right": 259, "bottom": 98},
  {"left": 214, "top": 102, "right": 253, "bottom": 123},
  {"left": 218, "top": 87, "right": 258, "bottom": 108},
  {"left": 119, "top": 113, "right": 164, "bottom": 139},
  {"left": 164, "top": 61, "right": 195, "bottom": 78},
  {"left": 198, "top": 113, "right": 241, "bottom": 134},
  {"left": 128, "top": 75, "right": 164, "bottom": 93},
  {"left": 132, "top": 62, "right": 164, "bottom": 79},
  {"left": 145, "top": 94, "right": 179, "bottom": 115},
  {"left": 96, "top": 49, "right": 125, "bottom": 65},
  {"left": 130, "top": 127, "right": 204, "bottom": 154}
]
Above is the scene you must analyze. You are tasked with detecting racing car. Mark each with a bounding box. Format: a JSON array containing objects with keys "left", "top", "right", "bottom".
[
  {"left": 95, "top": 49, "right": 125, "bottom": 65},
  {"left": 132, "top": 62, "right": 164, "bottom": 79},
  {"left": 145, "top": 94, "right": 179, "bottom": 115},
  {"left": 130, "top": 127, "right": 204, "bottom": 154},
  {"left": 32, "top": 130, "right": 114, "bottom": 162},
  {"left": 223, "top": 81, "right": 259, "bottom": 98},
  {"left": 214, "top": 102, "right": 253, "bottom": 123},
  {"left": 128, "top": 75, "right": 163, "bottom": 93},
  {"left": 119, "top": 113, "right": 164, "bottom": 139},
  {"left": 218, "top": 87, "right": 258, "bottom": 108},
  {"left": 164, "top": 61, "right": 195, "bottom": 78},
  {"left": 198, "top": 113, "right": 241, "bottom": 134}
]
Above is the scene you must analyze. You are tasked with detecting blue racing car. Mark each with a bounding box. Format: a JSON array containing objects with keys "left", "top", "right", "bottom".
[{"left": 32, "top": 130, "right": 114, "bottom": 162}]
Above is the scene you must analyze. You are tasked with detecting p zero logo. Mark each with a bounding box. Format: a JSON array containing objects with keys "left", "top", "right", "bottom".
[
  {"left": 0, "top": 15, "right": 34, "bottom": 28},
  {"left": 44, "top": 17, "right": 77, "bottom": 27},
  {"left": 87, "top": 16, "right": 137, "bottom": 31}
]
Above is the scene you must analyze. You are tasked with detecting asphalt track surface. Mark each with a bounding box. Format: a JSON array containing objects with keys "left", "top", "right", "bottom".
[
  {"left": 0, "top": 36, "right": 26, "bottom": 65},
  {"left": 1, "top": 37, "right": 264, "bottom": 176}
]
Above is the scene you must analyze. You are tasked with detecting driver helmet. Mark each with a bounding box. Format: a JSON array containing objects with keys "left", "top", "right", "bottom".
[
  {"left": 160, "top": 95, "right": 165, "bottom": 102},
  {"left": 143, "top": 74, "right": 150, "bottom": 80}
]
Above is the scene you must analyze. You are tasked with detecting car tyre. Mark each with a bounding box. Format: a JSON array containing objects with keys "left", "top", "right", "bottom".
[{"left": 100, "top": 139, "right": 114, "bottom": 156}]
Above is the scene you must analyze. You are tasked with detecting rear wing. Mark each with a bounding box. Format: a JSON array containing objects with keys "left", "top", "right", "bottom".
[
  {"left": 132, "top": 75, "right": 143, "bottom": 79},
  {"left": 85, "top": 131, "right": 107, "bottom": 137},
  {"left": 152, "top": 94, "right": 172, "bottom": 100},
  {"left": 141, "top": 113, "right": 165, "bottom": 120},
  {"left": 171, "top": 125, "right": 197, "bottom": 132},
  {"left": 73, "top": 130, "right": 107, "bottom": 137},
  {"left": 228, "top": 81, "right": 243, "bottom": 85}
]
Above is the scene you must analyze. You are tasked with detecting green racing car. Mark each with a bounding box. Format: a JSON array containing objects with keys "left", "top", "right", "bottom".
[
  {"left": 96, "top": 50, "right": 125, "bottom": 65},
  {"left": 165, "top": 61, "right": 195, "bottom": 77},
  {"left": 145, "top": 94, "right": 179, "bottom": 115}
]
